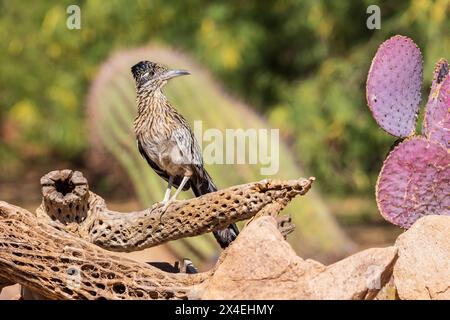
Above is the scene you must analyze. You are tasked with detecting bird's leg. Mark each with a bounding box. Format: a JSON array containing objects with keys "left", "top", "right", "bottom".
[
  {"left": 170, "top": 176, "right": 190, "bottom": 201},
  {"left": 162, "top": 177, "right": 173, "bottom": 203},
  {"left": 160, "top": 176, "right": 190, "bottom": 220}
]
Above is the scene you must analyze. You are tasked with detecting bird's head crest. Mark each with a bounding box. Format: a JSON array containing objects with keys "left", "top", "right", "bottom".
[{"left": 131, "top": 61, "right": 189, "bottom": 89}]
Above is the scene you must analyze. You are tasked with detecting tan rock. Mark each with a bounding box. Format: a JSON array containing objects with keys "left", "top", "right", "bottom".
[
  {"left": 375, "top": 277, "right": 398, "bottom": 300},
  {"left": 190, "top": 216, "right": 397, "bottom": 300},
  {"left": 393, "top": 215, "right": 450, "bottom": 300},
  {"left": 308, "top": 246, "right": 397, "bottom": 299}
]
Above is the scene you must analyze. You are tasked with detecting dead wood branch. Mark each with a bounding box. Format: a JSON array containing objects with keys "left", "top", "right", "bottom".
[
  {"left": 0, "top": 169, "right": 314, "bottom": 299},
  {"left": 0, "top": 201, "right": 209, "bottom": 299},
  {"left": 36, "top": 170, "right": 314, "bottom": 252}
]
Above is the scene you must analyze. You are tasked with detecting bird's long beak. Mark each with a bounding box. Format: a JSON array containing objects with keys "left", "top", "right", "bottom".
[{"left": 161, "top": 69, "right": 190, "bottom": 80}]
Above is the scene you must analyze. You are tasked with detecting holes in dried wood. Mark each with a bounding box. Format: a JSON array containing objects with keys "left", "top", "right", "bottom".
[
  {"left": 98, "top": 261, "right": 110, "bottom": 268},
  {"left": 61, "top": 287, "right": 73, "bottom": 295},
  {"left": 54, "top": 178, "right": 75, "bottom": 196},
  {"left": 112, "top": 282, "right": 126, "bottom": 294},
  {"left": 67, "top": 267, "right": 78, "bottom": 276},
  {"left": 81, "top": 264, "right": 95, "bottom": 272},
  {"left": 51, "top": 278, "right": 63, "bottom": 284},
  {"left": 164, "top": 291, "right": 174, "bottom": 299},
  {"left": 135, "top": 290, "right": 144, "bottom": 298},
  {"left": 106, "top": 272, "right": 115, "bottom": 280},
  {"left": 95, "top": 283, "right": 105, "bottom": 290}
]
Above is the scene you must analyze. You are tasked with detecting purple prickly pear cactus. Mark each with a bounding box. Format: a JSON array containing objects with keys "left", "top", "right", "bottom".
[
  {"left": 366, "top": 35, "right": 423, "bottom": 138},
  {"left": 376, "top": 137, "right": 449, "bottom": 228},
  {"left": 428, "top": 58, "right": 448, "bottom": 94},
  {"left": 366, "top": 35, "right": 450, "bottom": 228},
  {"left": 423, "top": 59, "right": 450, "bottom": 149}
]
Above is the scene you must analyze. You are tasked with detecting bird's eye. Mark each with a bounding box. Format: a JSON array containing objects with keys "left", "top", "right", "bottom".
[{"left": 143, "top": 71, "right": 154, "bottom": 78}]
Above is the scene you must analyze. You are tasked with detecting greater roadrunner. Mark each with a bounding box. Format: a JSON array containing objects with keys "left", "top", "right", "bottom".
[{"left": 131, "top": 60, "right": 239, "bottom": 248}]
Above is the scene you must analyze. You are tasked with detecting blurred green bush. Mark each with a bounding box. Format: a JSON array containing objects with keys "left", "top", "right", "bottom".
[{"left": 0, "top": 0, "right": 448, "bottom": 198}]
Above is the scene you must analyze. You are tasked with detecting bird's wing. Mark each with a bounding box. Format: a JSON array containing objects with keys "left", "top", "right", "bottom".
[
  {"left": 137, "top": 140, "right": 170, "bottom": 181},
  {"left": 137, "top": 139, "right": 190, "bottom": 190},
  {"left": 170, "top": 123, "right": 203, "bottom": 167}
]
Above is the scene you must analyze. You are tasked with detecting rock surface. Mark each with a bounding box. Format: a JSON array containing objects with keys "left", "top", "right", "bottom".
[
  {"left": 190, "top": 216, "right": 397, "bottom": 299},
  {"left": 393, "top": 215, "right": 450, "bottom": 300}
]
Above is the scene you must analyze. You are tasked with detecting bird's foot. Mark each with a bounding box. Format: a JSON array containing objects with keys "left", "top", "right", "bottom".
[{"left": 159, "top": 199, "right": 174, "bottom": 222}]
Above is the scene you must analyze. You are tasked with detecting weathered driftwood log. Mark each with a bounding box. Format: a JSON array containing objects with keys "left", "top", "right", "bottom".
[
  {"left": 0, "top": 202, "right": 210, "bottom": 299},
  {"left": 35, "top": 170, "right": 314, "bottom": 251},
  {"left": 0, "top": 169, "right": 314, "bottom": 299}
]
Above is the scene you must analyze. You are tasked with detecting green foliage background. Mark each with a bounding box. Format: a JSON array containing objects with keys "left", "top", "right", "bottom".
[{"left": 1, "top": 0, "right": 449, "bottom": 199}]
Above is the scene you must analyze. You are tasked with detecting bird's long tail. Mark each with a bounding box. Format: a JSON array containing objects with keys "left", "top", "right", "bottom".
[{"left": 191, "top": 168, "right": 239, "bottom": 248}]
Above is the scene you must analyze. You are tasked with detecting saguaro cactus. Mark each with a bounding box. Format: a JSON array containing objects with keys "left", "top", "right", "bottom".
[{"left": 366, "top": 35, "right": 449, "bottom": 228}]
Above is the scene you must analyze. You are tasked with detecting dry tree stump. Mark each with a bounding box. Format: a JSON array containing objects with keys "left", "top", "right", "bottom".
[{"left": 0, "top": 169, "right": 314, "bottom": 299}]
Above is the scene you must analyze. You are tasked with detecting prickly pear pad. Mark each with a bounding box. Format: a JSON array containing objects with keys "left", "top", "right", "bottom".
[
  {"left": 376, "top": 137, "right": 449, "bottom": 228},
  {"left": 367, "top": 35, "right": 423, "bottom": 138},
  {"left": 423, "top": 59, "right": 449, "bottom": 149}
]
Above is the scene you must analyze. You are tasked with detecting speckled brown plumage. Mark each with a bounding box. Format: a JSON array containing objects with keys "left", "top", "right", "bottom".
[{"left": 131, "top": 61, "right": 238, "bottom": 247}]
